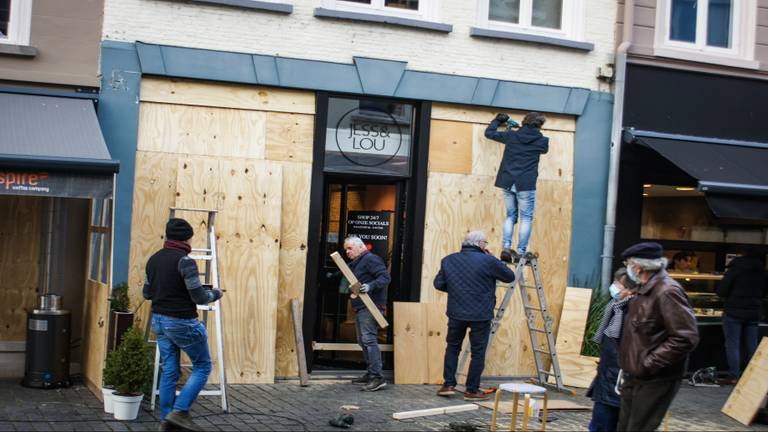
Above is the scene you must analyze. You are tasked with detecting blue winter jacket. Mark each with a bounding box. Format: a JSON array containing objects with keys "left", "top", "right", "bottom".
[
  {"left": 434, "top": 245, "right": 516, "bottom": 321},
  {"left": 348, "top": 251, "right": 391, "bottom": 312},
  {"left": 485, "top": 121, "right": 549, "bottom": 191}
]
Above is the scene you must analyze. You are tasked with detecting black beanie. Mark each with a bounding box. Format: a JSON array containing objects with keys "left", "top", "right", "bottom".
[{"left": 166, "top": 218, "right": 193, "bottom": 241}]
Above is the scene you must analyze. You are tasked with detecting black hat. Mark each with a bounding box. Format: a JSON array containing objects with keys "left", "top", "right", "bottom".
[
  {"left": 166, "top": 218, "right": 193, "bottom": 241},
  {"left": 621, "top": 242, "right": 663, "bottom": 260}
]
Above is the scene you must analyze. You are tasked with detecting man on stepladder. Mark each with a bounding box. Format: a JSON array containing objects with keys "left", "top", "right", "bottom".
[
  {"left": 485, "top": 112, "right": 549, "bottom": 263},
  {"left": 343, "top": 235, "right": 391, "bottom": 392},
  {"left": 143, "top": 218, "right": 224, "bottom": 431}
]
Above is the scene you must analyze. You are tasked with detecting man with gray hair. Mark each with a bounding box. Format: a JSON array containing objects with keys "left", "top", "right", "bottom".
[
  {"left": 617, "top": 242, "right": 699, "bottom": 431},
  {"left": 434, "top": 230, "right": 516, "bottom": 401}
]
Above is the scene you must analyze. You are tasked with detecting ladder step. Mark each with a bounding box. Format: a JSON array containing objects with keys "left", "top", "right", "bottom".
[
  {"left": 533, "top": 348, "right": 552, "bottom": 355},
  {"left": 191, "top": 248, "right": 213, "bottom": 253},
  {"left": 538, "top": 369, "right": 552, "bottom": 376},
  {"left": 525, "top": 306, "right": 544, "bottom": 312},
  {"left": 530, "top": 328, "right": 548, "bottom": 334},
  {"left": 522, "top": 285, "right": 539, "bottom": 289},
  {"left": 189, "top": 254, "right": 214, "bottom": 261},
  {"left": 170, "top": 207, "right": 218, "bottom": 214}
]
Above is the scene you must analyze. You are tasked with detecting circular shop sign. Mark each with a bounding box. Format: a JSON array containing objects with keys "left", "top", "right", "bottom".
[{"left": 335, "top": 106, "right": 403, "bottom": 167}]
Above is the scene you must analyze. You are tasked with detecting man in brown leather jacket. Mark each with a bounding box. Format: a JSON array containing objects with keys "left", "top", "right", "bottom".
[{"left": 617, "top": 242, "right": 699, "bottom": 432}]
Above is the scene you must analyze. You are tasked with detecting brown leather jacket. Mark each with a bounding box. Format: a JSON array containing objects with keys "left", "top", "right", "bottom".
[{"left": 618, "top": 269, "right": 699, "bottom": 379}]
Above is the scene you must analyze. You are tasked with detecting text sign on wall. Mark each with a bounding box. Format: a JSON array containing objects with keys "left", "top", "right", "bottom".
[
  {"left": 0, "top": 170, "right": 113, "bottom": 199},
  {"left": 346, "top": 210, "right": 393, "bottom": 263}
]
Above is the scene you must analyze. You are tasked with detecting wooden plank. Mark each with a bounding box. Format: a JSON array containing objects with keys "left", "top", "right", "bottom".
[
  {"left": 81, "top": 279, "right": 109, "bottom": 391},
  {"left": 722, "top": 337, "right": 768, "bottom": 425},
  {"left": 428, "top": 120, "right": 473, "bottom": 174},
  {"left": 140, "top": 77, "right": 316, "bottom": 114},
  {"left": 329, "top": 252, "right": 389, "bottom": 328},
  {"left": 471, "top": 123, "right": 503, "bottom": 177},
  {"left": 290, "top": 299, "right": 309, "bottom": 386},
  {"left": 538, "top": 131, "right": 574, "bottom": 183},
  {"left": 431, "top": 103, "right": 576, "bottom": 133},
  {"left": 312, "top": 342, "right": 394, "bottom": 352},
  {"left": 392, "top": 404, "right": 479, "bottom": 420},
  {"left": 0, "top": 195, "right": 43, "bottom": 341},
  {"left": 426, "top": 302, "right": 449, "bottom": 384},
  {"left": 550, "top": 287, "right": 596, "bottom": 389},
  {"left": 265, "top": 112, "right": 315, "bottom": 163},
  {"left": 394, "top": 302, "right": 428, "bottom": 384},
  {"left": 137, "top": 102, "right": 267, "bottom": 159}
]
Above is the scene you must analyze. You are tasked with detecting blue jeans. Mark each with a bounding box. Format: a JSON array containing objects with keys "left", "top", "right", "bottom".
[
  {"left": 153, "top": 314, "right": 212, "bottom": 420},
  {"left": 589, "top": 401, "right": 620, "bottom": 432},
  {"left": 442, "top": 319, "right": 491, "bottom": 393},
  {"left": 355, "top": 308, "right": 383, "bottom": 379},
  {"left": 722, "top": 313, "right": 759, "bottom": 378},
  {"left": 502, "top": 185, "right": 536, "bottom": 253}
]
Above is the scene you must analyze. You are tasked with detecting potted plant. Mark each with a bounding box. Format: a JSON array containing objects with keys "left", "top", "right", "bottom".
[
  {"left": 108, "top": 282, "right": 135, "bottom": 352},
  {"left": 102, "top": 326, "right": 153, "bottom": 421},
  {"left": 101, "top": 363, "right": 116, "bottom": 414}
]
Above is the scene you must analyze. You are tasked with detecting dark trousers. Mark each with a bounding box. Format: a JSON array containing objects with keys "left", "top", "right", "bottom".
[
  {"left": 355, "top": 308, "right": 383, "bottom": 379},
  {"left": 618, "top": 377, "right": 681, "bottom": 432},
  {"left": 442, "top": 318, "right": 491, "bottom": 393},
  {"left": 722, "top": 313, "right": 760, "bottom": 378},
  {"left": 589, "top": 401, "right": 620, "bottom": 432}
]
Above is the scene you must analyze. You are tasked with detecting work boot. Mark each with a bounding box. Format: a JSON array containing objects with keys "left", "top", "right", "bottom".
[
  {"left": 437, "top": 385, "right": 456, "bottom": 396},
  {"left": 362, "top": 377, "right": 387, "bottom": 392},
  {"left": 522, "top": 251, "right": 537, "bottom": 261},
  {"left": 500, "top": 248, "right": 513, "bottom": 263},
  {"left": 351, "top": 373, "right": 370, "bottom": 384},
  {"left": 165, "top": 410, "right": 202, "bottom": 432},
  {"left": 462, "top": 390, "right": 490, "bottom": 401}
]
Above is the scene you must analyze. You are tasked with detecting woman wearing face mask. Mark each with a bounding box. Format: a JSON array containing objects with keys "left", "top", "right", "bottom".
[{"left": 586, "top": 268, "right": 636, "bottom": 432}]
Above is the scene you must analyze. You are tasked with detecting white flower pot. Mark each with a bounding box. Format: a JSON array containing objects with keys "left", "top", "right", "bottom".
[
  {"left": 102, "top": 387, "right": 116, "bottom": 413},
  {"left": 112, "top": 393, "right": 143, "bottom": 421}
]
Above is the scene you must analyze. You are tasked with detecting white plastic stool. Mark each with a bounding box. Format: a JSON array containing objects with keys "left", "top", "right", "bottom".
[{"left": 491, "top": 383, "right": 548, "bottom": 432}]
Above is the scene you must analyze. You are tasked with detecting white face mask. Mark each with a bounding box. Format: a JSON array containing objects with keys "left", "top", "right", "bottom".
[
  {"left": 626, "top": 265, "right": 640, "bottom": 284},
  {"left": 608, "top": 282, "right": 621, "bottom": 300}
]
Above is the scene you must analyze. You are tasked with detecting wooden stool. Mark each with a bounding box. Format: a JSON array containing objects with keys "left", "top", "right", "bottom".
[{"left": 491, "top": 383, "right": 548, "bottom": 432}]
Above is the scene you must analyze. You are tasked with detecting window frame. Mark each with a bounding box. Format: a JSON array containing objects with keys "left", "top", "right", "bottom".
[
  {"left": 0, "top": 0, "right": 32, "bottom": 46},
  {"left": 320, "top": 0, "right": 440, "bottom": 22},
  {"left": 476, "top": 0, "right": 585, "bottom": 42},
  {"left": 654, "top": 0, "right": 759, "bottom": 69}
]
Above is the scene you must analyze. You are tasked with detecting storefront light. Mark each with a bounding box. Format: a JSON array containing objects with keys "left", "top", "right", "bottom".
[
  {"left": 643, "top": 184, "right": 652, "bottom": 188},
  {"left": 675, "top": 187, "right": 696, "bottom": 191}
]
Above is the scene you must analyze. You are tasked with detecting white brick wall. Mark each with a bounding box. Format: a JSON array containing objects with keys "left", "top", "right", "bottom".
[{"left": 103, "top": 0, "right": 617, "bottom": 91}]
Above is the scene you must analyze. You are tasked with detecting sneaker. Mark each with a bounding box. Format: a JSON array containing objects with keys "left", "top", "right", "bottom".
[
  {"left": 500, "top": 248, "right": 513, "bottom": 263},
  {"left": 351, "top": 374, "right": 370, "bottom": 385},
  {"left": 362, "top": 377, "right": 387, "bottom": 392},
  {"left": 522, "top": 251, "right": 537, "bottom": 261},
  {"left": 165, "top": 410, "right": 202, "bottom": 432},
  {"left": 437, "top": 385, "right": 456, "bottom": 396},
  {"left": 463, "top": 390, "right": 490, "bottom": 401}
]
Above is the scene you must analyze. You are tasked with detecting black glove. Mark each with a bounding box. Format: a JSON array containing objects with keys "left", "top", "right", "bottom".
[
  {"left": 495, "top": 113, "right": 510, "bottom": 123},
  {"left": 211, "top": 288, "right": 224, "bottom": 302}
]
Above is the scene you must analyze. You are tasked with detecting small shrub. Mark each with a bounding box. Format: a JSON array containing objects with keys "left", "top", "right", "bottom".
[
  {"left": 102, "top": 326, "right": 153, "bottom": 396},
  {"left": 581, "top": 287, "right": 610, "bottom": 357},
  {"left": 110, "top": 282, "right": 130, "bottom": 313}
]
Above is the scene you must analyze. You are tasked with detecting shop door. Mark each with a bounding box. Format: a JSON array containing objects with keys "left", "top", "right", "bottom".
[{"left": 313, "top": 180, "right": 404, "bottom": 369}]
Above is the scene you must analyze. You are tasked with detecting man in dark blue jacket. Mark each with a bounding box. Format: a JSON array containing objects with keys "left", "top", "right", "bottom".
[
  {"left": 434, "top": 231, "right": 516, "bottom": 401},
  {"left": 344, "top": 235, "right": 391, "bottom": 392},
  {"left": 485, "top": 112, "right": 549, "bottom": 263}
]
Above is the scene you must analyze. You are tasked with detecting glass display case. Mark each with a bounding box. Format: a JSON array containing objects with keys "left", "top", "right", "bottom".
[{"left": 668, "top": 272, "right": 724, "bottom": 318}]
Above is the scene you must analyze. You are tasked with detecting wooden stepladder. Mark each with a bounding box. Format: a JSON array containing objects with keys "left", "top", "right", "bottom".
[
  {"left": 147, "top": 207, "right": 228, "bottom": 412},
  {"left": 455, "top": 253, "right": 567, "bottom": 393}
]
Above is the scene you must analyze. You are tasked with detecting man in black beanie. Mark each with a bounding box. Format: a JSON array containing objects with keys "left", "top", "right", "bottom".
[
  {"left": 617, "top": 242, "right": 698, "bottom": 431},
  {"left": 143, "top": 218, "right": 224, "bottom": 431}
]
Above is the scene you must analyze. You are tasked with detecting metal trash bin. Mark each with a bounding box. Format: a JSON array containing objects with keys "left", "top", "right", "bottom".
[{"left": 21, "top": 294, "right": 72, "bottom": 389}]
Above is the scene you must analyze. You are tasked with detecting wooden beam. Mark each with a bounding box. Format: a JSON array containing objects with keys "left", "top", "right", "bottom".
[
  {"left": 722, "top": 337, "right": 768, "bottom": 425},
  {"left": 291, "top": 299, "right": 309, "bottom": 387},
  {"left": 312, "top": 342, "right": 393, "bottom": 352},
  {"left": 329, "top": 252, "right": 389, "bottom": 328},
  {"left": 392, "top": 404, "right": 479, "bottom": 420}
]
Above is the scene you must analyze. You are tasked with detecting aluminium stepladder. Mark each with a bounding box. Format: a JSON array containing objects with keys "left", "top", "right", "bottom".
[
  {"left": 147, "top": 207, "right": 228, "bottom": 412},
  {"left": 455, "top": 253, "right": 567, "bottom": 393}
]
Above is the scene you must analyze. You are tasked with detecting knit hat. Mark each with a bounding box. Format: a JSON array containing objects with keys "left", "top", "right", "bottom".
[
  {"left": 166, "top": 218, "right": 193, "bottom": 241},
  {"left": 620, "top": 242, "right": 663, "bottom": 260}
]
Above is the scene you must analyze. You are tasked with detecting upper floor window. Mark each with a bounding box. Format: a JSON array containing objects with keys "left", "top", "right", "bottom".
[
  {"left": 0, "top": 0, "right": 32, "bottom": 46},
  {"left": 477, "top": 0, "right": 585, "bottom": 41},
  {"left": 655, "top": 0, "right": 758, "bottom": 69},
  {"left": 321, "top": 0, "right": 438, "bottom": 20}
]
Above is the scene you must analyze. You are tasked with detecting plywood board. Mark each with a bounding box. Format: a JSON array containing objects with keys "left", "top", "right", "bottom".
[
  {"left": 428, "top": 120, "right": 473, "bottom": 174},
  {"left": 471, "top": 123, "right": 504, "bottom": 177},
  {"left": 265, "top": 112, "right": 315, "bottom": 163},
  {"left": 426, "top": 302, "right": 449, "bottom": 384},
  {"left": 552, "top": 287, "right": 596, "bottom": 388},
  {"left": 722, "top": 337, "right": 768, "bottom": 425},
  {"left": 431, "top": 103, "right": 576, "bottom": 133},
  {"left": 394, "top": 302, "right": 429, "bottom": 384},
  {"left": 137, "top": 102, "right": 267, "bottom": 159},
  {"left": 538, "top": 131, "right": 574, "bottom": 183},
  {"left": 0, "top": 195, "right": 43, "bottom": 341},
  {"left": 81, "top": 279, "right": 109, "bottom": 390},
  {"left": 140, "top": 77, "right": 316, "bottom": 114}
]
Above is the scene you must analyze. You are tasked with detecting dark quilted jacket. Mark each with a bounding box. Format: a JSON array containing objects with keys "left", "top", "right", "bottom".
[
  {"left": 434, "top": 246, "right": 516, "bottom": 321},
  {"left": 349, "top": 251, "right": 391, "bottom": 312}
]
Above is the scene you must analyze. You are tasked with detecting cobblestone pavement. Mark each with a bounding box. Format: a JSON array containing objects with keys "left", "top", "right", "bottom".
[{"left": 0, "top": 376, "right": 766, "bottom": 431}]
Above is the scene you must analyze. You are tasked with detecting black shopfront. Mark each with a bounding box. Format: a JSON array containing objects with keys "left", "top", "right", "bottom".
[{"left": 615, "top": 64, "right": 768, "bottom": 374}]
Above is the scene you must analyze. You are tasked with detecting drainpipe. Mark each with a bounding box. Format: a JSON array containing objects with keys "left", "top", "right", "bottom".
[{"left": 601, "top": 0, "right": 635, "bottom": 291}]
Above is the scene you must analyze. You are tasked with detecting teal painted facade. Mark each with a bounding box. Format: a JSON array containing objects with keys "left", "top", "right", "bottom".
[{"left": 99, "top": 40, "right": 612, "bottom": 288}]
